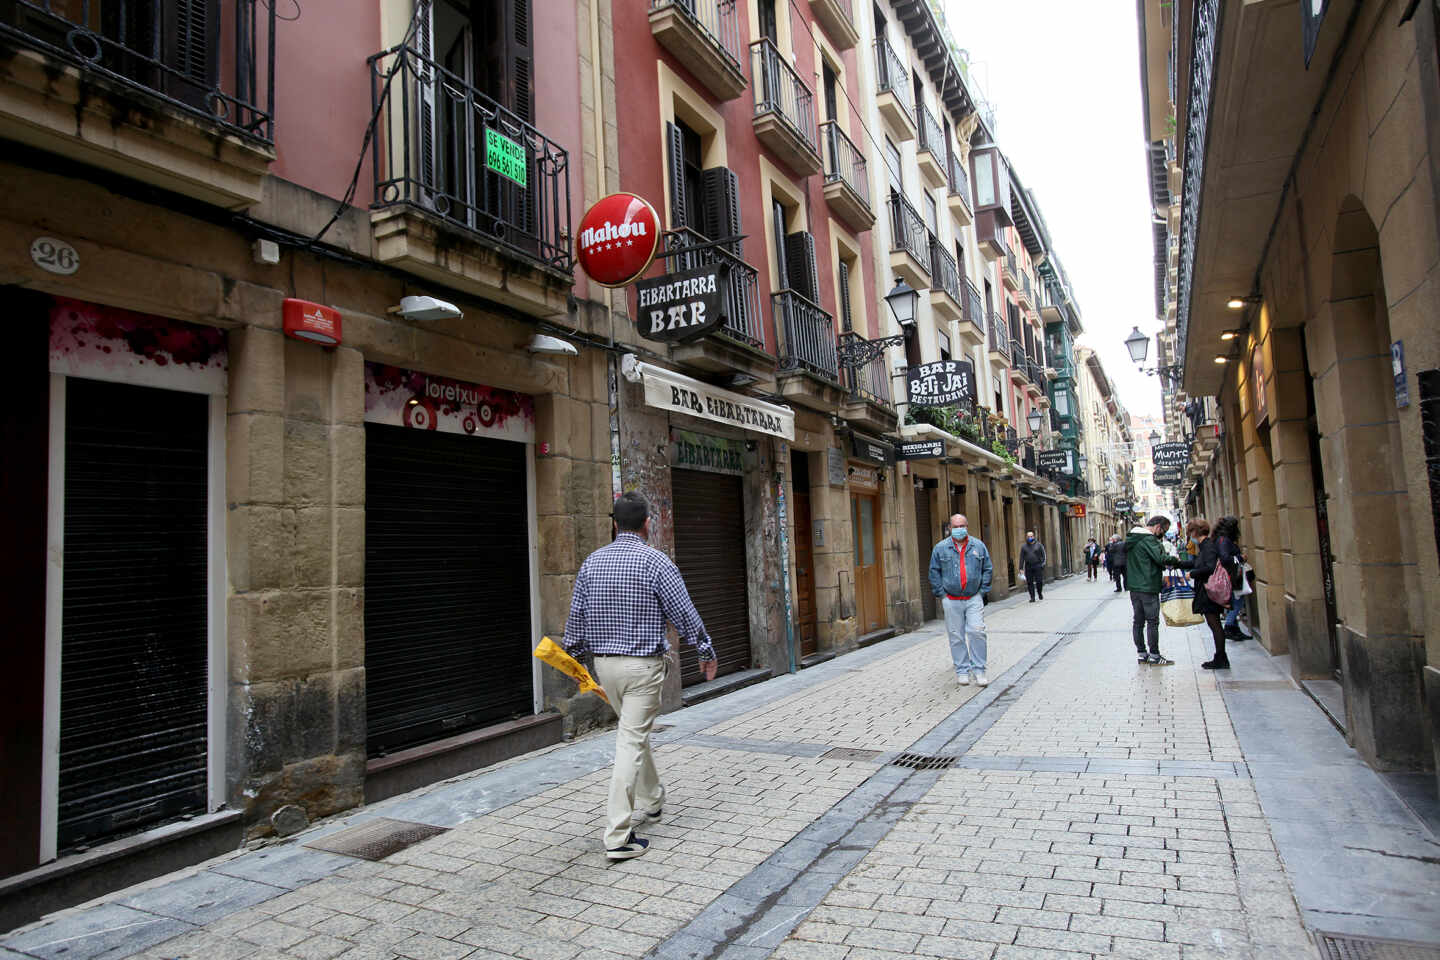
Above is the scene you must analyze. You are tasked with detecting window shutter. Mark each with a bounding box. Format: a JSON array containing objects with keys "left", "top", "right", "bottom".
[
  {"left": 162, "top": 0, "right": 219, "bottom": 110},
  {"left": 838, "top": 259, "right": 853, "bottom": 332},
  {"left": 785, "top": 231, "right": 820, "bottom": 303},
  {"left": 702, "top": 167, "right": 742, "bottom": 256},
  {"left": 414, "top": 0, "right": 439, "bottom": 206},
  {"left": 667, "top": 122, "right": 690, "bottom": 230},
  {"left": 508, "top": 0, "right": 534, "bottom": 123}
]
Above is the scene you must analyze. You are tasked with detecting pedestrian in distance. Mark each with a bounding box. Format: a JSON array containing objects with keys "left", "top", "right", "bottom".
[
  {"left": 929, "top": 513, "right": 993, "bottom": 687},
  {"left": 561, "top": 491, "right": 718, "bottom": 861},
  {"left": 1126, "top": 515, "right": 1175, "bottom": 665},
  {"left": 1084, "top": 537, "right": 1102, "bottom": 581},
  {"left": 1171, "top": 517, "right": 1241, "bottom": 670},
  {"left": 1105, "top": 533, "right": 1127, "bottom": 593},
  {"left": 1215, "top": 516, "right": 1249, "bottom": 642},
  {"left": 1019, "top": 531, "right": 1046, "bottom": 601}
]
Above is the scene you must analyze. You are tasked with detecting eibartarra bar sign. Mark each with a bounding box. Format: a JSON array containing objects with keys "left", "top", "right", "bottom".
[
  {"left": 906, "top": 360, "right": 975, "bottom": 407},
  {"left": 634, "top": 262, "right": 729, "bottom": 343}
]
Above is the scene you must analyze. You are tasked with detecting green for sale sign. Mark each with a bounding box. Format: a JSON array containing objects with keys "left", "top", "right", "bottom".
[{"left": 485, "top": 128, "right": 528, "bottom": 187}]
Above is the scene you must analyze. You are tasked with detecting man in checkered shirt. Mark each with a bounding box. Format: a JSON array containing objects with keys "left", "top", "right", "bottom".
[{"left": 563, "top": 491, "right": 717, "bottom": 860}]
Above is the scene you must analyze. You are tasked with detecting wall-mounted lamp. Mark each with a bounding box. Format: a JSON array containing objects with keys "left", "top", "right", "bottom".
[
  {"left": 1226, "top": 295, "right": 1261, "bottom": 310},
  {"left": 391, "top": 295, "right": 463, "bottom": 321},
  {"left": 1213, "top": 355, "right": 1229, "bottom": 365},
  {"left": 526, "top": 334, "right": 578, "bottom": 356},
  {"left": 1219, "top": 329, "right": 1241, "bottom": 341}
]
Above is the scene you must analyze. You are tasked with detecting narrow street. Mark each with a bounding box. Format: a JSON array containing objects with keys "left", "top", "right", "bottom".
[{"left": 5, "top": 576, "right": 1437, "bottom": 960}]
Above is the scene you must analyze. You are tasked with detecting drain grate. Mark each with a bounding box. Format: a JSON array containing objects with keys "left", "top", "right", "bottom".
[
  {"left": 305, "top": 818, "right": 449, "bottom": 861},
  {"left": 1318, "top": 933, "right": 1440, "bottom": 959},
  {"left": 1218, "top": 680, "right": 1296, "bottom": 690},
  {"left": 822, "top": 747, "right": 884, "bottom": 762},
  {"left": 891, "top": 753, "right": 957, "bottom": 770}
]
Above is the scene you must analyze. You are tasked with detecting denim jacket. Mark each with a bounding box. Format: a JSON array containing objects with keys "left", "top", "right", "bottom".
[{"left": 928, "top": 536, "right": 993, "bottom": 598}]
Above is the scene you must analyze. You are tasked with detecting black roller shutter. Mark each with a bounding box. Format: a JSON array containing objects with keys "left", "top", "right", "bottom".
[
  {"left": 671, "top": 469, "right": 750, "bottom": 685},
  {"left": 60, "top": 378, "right": 210, "bottom": 851},
  {"left": 365, "top": 424, "right": 532, "bottom": 756}
]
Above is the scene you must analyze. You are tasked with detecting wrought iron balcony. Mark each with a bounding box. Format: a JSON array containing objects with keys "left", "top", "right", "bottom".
[
  {"left": 948, "top": 152, "right": 971, "bottom": 207},
  {"left": 820, "top": 121, "right": 872, "bottom": 230},
  {"left": 1, "top": 0, "right": 276, "bottom": 142},
  {"left": 649, "top": 0, "right": 746, "bottom": 100},
  {"left": 369, "top": 43, "right": 573, "bottom": 274},
  {"left": 916, "top": 103, "right": 946, "bottom": 188},
  {"left": 888, "top": 193, "right": 929, "bottom": 275},
  {"left": 1002, "top": 247, "right": 1020, "bottom": 291},
  {"left": 774, "top": 290, "right": 839, "bottom": 383},
  {"left": 810, "top": 0, "right": 858, "bottom": 49},
  {"left": 839, "top": 333, "right": 892, "bottom": 407},
  {"left": 961, "top": 277, "right": 985, "bottom": 336},
  {"left": 1010, "top": 340, "right": 1030, "bottom": 382},
  {"left": 874, "top": 35, "right": 914, "bottom": 132},
  {"left": 1021, "top": 444, "right": 1036, "bottom": 473},
  {"left": 664, "top": 228, "right": 763, "bottom": 349},
  {"left": 988, "top": 314, "right": 1009, "bottom": 361},
  {"left": 751, "top": 38, "right": 820, "bottom": 174},
  {"left": 928, "top": 234, "right": 961, "bottom": 305}
]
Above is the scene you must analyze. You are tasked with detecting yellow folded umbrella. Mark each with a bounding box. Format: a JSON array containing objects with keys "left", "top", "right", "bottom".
[{"left": 533, "top": 636, "right": 610, "bottom": 704}]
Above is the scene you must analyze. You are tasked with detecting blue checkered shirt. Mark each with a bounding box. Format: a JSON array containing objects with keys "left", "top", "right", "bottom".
[{"left": 563, "top": 533, "right": 716, "bottom": 662}]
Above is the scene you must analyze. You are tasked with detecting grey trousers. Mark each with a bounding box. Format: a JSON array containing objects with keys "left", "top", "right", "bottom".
[{"left": 1131, "top": 591, "right": 1160, "bottom": 654}]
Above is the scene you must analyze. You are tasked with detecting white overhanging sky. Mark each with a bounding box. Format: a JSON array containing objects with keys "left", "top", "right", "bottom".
[{"left": 944, "top": 0, "right": 1163, "bottom": 418}]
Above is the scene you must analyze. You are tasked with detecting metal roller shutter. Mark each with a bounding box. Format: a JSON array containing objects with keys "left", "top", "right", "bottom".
[
  {"left": 915, "top": 487, "right": 935, "bottom": 622},
  {"left": 364, "top": 423, "right": 532, "bottom": 756},
  {"left": 60, "top": 378, "right": 210, "bottom": 851},
  {"left": 671, "top": 469, "right": 750, "bottom": 685}
]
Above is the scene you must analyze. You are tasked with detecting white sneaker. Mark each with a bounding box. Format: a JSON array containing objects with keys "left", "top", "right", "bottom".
[
  {"left": 957, "top": 674, "right": 971, "bottom": 685},
  {"left": 973, "top": 671, "right": 989, "bottom": 686}
]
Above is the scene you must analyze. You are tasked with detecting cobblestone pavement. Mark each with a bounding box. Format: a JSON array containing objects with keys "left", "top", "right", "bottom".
[{"left": 4, "top": 576, "right": 1433, "bottom": 960}]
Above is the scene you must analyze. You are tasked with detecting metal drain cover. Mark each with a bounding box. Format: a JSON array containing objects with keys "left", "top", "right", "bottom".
[
  {"left": 1219, "top": 680, "right": 1296, "bottom": 690},
  {"left": 306, "top": 818, "right": 449, "bottom": 861},
  {"left": 822, "top": 748, "right": 883, "bottom": 762},
  {"left": 1318, "top": 933, "right": 1440, "bottom": 959},
  {"left": 891, "top": 753, "right": 956, "bottom": 770}
]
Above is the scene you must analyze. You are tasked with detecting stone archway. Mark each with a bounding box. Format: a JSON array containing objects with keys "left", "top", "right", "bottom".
[{"left": 1306, "top": 196, "right": 1428, "bottom": 769}]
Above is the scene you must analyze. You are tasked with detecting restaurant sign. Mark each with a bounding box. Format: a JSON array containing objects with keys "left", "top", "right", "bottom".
[
  {"left": 851, "top": 434, "right": 895, "bottom": 464},
  {"left": 1152, "top": 441, "right": 1192, "bottom": 469},
  {"left": 1153, "top": 465, "right": 1185, "bottom": 487},
  {"left": 634, "top": 262, "right": 729, "bottom": 343},
  {"left": 897, "top": 440, "right": 944, "bottom": 460},
  {"left": 906, "top": 360, "right": 975, "bottom": 407},
  {"left": 1037, "top": 449, "right": 1073, "bottom": 475},
  {"left": 671, "top": 429, "right": 744, "bottom": 476}
]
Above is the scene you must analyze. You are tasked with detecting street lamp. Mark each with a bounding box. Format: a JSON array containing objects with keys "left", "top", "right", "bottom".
[
  {"left": 1149, "top": 430, "right": 1160, "bottom": 445},
  {"left": 884, "top": 277, "right": 919, "bottom": 329},
  {"left": 1026, "top": 408, "right": 1043, "bottom": 435},
  {"left": 1124, "top": 326, "right": 1182, "bottom": 384}
]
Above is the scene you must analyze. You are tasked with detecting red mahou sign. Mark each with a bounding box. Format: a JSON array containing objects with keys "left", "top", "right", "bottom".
[{"left": 575, "top": 193, "right": 660, "bottom": 288}]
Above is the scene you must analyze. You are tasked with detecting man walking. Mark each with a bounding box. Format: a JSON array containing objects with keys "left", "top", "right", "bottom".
[
  {"left": 562, "top": 491, "right": 718, "bottom": 861},
  {"left": 929, "top": 513, "right": 993, "bottom": 686},
  {"left": 1105, "top": 533, "right": 1127, "bottom": 592},
  {"left": 1084, "top": 537, "right": 1102, "bottom": 581},
  {"left": 1126, "top": 515, "right": 1174, "bottom": 666},
  {"left": 1019, "top": 531, "right": 1046, "bottom": 601}
]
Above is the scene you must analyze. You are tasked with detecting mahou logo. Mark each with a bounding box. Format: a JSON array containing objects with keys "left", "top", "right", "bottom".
[{"left": 575, "top": 193, "right": 660, "bottom": 287}]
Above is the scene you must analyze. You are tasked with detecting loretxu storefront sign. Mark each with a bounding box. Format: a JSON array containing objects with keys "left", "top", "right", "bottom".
[
  {"left": 364, "top": 363, "right": 535, "bottom": 443},
  {"left": 671, "top": 429, "right": 744, "bottom": 476},
  {"left": 1037, "top": 449, "right": 1073, "bottom": 475},
  {"left": 1152, "top": 441, "right": 1192, "bottom": 470},
  {"left": 897, "top": 440, "right": 944, "bottom": 460},
  {"left": 634, "top": 262, "right": 729, "bottom": 343},
  {"left": 851, "top": 434, "right": 895, "bottom": 464},
  {"left": 906, "top": 359, "right": 975, "bottom": 407}
]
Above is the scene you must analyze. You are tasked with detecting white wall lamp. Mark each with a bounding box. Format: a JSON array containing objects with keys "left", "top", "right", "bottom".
[
  {"left": 390, "top": 295, "right": 463, "bottom": 322},
  {"left": 525, "top": 334, "right": 578, "bottom": 356}
]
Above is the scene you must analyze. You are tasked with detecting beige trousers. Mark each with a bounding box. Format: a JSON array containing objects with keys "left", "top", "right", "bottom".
[{"left": 592, "top": 655, "right": 667, "bottom": 849}]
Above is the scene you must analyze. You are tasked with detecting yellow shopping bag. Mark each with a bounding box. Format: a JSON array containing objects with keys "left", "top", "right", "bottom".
[{"left": 533, "top": 636, "right": 610, "bottom": 704}]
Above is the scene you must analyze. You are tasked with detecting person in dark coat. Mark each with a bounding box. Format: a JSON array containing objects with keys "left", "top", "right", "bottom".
[
  {"left": 1174, "top": 517, "right": 1240, "bottom": 669},
  {"left": 1215, "top": 516, "right": 1248, "bottom": 641},
  {"left": 1104, "top": 534, "right": 1127, "bottom": 592},
  {"left": 1019, "top": 531, "right": 1047, "bottom": 601}
]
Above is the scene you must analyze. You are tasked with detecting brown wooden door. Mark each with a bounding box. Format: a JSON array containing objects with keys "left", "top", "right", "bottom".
[
  {"left": 914, "top": 486, "right": 936, "bottom": 621},
  {"left": 851, "top": 492, "right": 886, "bottom": 633},
  {"left": 792, "top": 488, "right": 818, "bottom": 657}
]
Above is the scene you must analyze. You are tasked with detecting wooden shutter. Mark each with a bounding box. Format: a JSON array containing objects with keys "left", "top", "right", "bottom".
[
  {"left": 506, "top": 0, "right": 534, "bottom": 123},
  {"left": 702, "top": 167, "right": 743, "bottom": 256},
  {"left": 666, "top": 122, "right": 690, "bottom": 230},
  {"left": 162, "top": 0, "right": 219, "bottom": 110},
  {"left": 837, "top": 258, "right": 853, "bottom": 331},
  {"left": 415, "top": 0, "right": 439, "bottom": 206},
  {"left": 785, "top": 231, "right": 820, "bottom": 303}
]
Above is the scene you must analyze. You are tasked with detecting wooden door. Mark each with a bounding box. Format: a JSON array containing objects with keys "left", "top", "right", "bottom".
[
  {"left": 792, "top": 488, "right": 818, "bottom": 657},
  {"left": 914, "top": 486, "right": 935, "bottom": 621},
  {"left": 851, "top": 493, "right": 886, "bottom": 633}
]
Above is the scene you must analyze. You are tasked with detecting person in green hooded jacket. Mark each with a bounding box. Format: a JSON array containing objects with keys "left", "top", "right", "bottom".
[{"left": 1126, "top": 515, "right": 1174, "bottom": 665}]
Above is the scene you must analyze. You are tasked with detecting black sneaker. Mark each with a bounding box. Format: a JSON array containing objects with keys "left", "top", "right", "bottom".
[
  {"left": 1137, "top": 653, "right": 1150, "bottom": 664},
  {"left": 1201, "top": 658, "right": 1231, "bottom": 670},
  {"left": 1147, "top": 653, "right": 1174, "bottom": 666},
  {"left": 606, "top": 832, "right": 649, "bottom": 861}
]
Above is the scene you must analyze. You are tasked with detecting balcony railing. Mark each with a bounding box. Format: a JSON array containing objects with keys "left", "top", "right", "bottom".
[
  {"left": 751, "top": 38, "right": 817, "bottom": 153},
  {"left": 948, "top": 152, "right": 971, "bottom": 206},
  {"left": 1021, "top": 444, "right": 1036, "bottom": 473},
  {"left": 370, "top": 43, "right": 573, "bottom": 273},
  {"left": 989, "top": 314, "right": 1008, "bottom": 360},
  {"left": 663, "top": 228, "right": 764, "bottom": 348},
  {"left": 917, "top": 103, "right": 944, "bottom": 160},
  {"left": 874, "top": 36, "right": 914, "bottom": 117},
  {"left": 2, "top": 0, "right": 276, "bottom": 142},
  {"left": 838, "top": 333, "right": 892, "bottom": 407},
  {"left": 1022, "top": 272, "right": 1032, "bottom": 302},
  {"left": 929, "top": 234, "right": 960, "bottom": 304},
  {"left": 1004, "top": 246, "right": 1017, "bottom": 279},
  {"left": 650, "top": 0, "right": 745, "bottom": 75},
  {"left": 774, "top": 290, "right": 838, "bottom": 383},
  {"left": 821, "top": 121, "right": 869, "bottom": 207},
  {"left": 888, "top": 194, "right": 929, "bottom": 271},
  {"left": 961, "top": 277, "right": 984, "bottom": 334},
  {"left": 1011, "top": 339, "right": 1030, "bottom": 380}
]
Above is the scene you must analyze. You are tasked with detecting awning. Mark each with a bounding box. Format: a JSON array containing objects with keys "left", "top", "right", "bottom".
[{"left": 622, "top": 356, "right": 795, "bottom": 441}]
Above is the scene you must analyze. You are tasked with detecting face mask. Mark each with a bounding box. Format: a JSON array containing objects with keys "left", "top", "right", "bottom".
[
  {"left": 1027, "top": 536, "right": 1035, "bottom": 543},
  {"left": 952, "top": 526, "right": 968, "bottom": 541}
]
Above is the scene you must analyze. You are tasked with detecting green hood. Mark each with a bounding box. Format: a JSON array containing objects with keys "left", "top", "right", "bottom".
[{"left": 1124, "top": 526, "right": 1168, "bottom": 594}]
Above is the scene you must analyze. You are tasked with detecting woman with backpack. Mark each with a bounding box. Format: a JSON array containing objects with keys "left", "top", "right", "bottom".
[
  {"left": 1214, "top": 516, "right": 1248, "bottom": 641},
  {"left": 1174, "top": 517, "right": 1241, "bottom": 669}
]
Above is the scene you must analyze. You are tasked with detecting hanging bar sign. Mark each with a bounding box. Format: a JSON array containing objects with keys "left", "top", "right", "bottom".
[
  {"left": 634, "top": 262, "right": 729, "bottom": 343},
  {"left": 906, "top": 360, "right": 975, "bottom": 406},
  {"left": 897, "top": 440, "right": 944, "bottom": 460}
]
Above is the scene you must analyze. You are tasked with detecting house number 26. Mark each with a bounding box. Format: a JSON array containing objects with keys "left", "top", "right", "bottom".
[{"left": 31, "top": 237, "right": 79, "bottom": 275}]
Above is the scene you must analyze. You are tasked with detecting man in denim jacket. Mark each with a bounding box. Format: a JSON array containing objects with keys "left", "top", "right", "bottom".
[{"left": 928, "top": 514, "right": 994, "bottom": 686}]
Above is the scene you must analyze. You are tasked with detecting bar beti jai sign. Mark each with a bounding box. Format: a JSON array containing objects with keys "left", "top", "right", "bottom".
[{"left": 907, "top": 360, "right": 975, "bottom": 406}]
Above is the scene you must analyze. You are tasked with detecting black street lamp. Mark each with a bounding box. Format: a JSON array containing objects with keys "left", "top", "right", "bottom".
[
  {"left": 1026, "top": 408, "right": 1043, "bottom": 435},
  {"left": 1125, "top": 326, "right": 1182, "bottom": 385},
  {"left": 884, "top": 277, "right": 920, "bottom": 329},
  {"left": 838, "top": 277, "right": 916, "bottom": 369}
]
